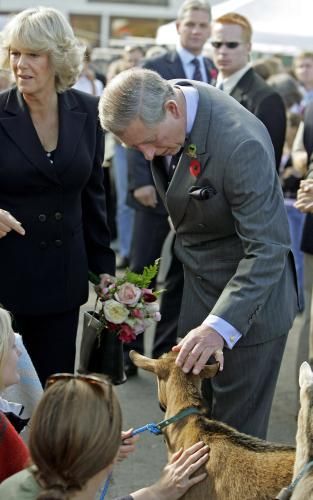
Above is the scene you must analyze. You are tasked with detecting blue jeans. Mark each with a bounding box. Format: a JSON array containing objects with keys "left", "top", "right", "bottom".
[
  {"left": 285, "top": 200, "right": 305, "bottom": 309},
  {"left": 112, "top": 143, "right": 134, "bottom": 258}
]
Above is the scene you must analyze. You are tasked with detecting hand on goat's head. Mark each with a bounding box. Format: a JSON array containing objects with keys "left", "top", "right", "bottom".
[
  {"left": 129, "top": 350, "right": 219, "bottom": 380},
  {"left": 129, "top": 350, "right": 219, "bottom": 412}
]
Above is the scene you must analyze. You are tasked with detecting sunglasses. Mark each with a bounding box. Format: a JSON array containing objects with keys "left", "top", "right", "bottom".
[
  {"left": 45, "top": 373, "right": 113, "bottom": 418},
  {"left": 211, "top": 41, "right": 241, "bottom": 49}
]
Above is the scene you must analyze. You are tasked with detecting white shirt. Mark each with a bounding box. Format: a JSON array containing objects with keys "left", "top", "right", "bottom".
[
  {"left": 216, "top": 63, "right": 251, "bottom": 95},
  {"left": 72, "top": 75, "right": 104, "bottom": 96}
]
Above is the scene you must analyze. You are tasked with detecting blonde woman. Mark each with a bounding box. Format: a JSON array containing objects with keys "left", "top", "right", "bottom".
[{"left": 0, "top": 6, "right": 115, "bottom": 385}]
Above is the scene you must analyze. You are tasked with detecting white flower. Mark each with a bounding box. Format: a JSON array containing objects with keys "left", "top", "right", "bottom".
[
  {"left": 126, "top": 318, "right": 145, "bottom": 334},
  {"left": 145, "top": 302, "right": 160, "bottom": 314},
  {"left": 103, "top": 299, "right": 129, "bottom": 324}
]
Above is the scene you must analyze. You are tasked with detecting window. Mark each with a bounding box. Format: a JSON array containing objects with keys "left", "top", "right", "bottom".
[
  {"left": 90, "top": 0, "right": 168, "bottom": 4},
  {"left": 111, "top": 16, "right": 169, "bottom": 39},
  {"left": 69, "top": 14, "right": 101, "bottom": 47}
]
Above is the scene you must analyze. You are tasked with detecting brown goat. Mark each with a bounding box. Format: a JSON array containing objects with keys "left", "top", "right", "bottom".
[
  {"left": 130, "top": 350, "right": 295, "bottom": 500},
  {"left": 289, "top": 361, "right": 313, "bottom": 499}
]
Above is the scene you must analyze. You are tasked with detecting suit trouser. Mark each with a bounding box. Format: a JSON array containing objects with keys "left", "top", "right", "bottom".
[
  {"left": 13, "top": 308, "right": 79, "bottom": 386},
  {"left": 152, "top": 249, "right": 184, "bottom": 358},
  {"left": 202, "top": 333, "right": 288, "bottom": 439}
]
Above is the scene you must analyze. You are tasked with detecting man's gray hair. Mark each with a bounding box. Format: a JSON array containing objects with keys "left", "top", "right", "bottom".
[
  {"left": 99, "top": 68, "right": 175, "bottom": 135},
  {"left": 177, "top": 0, "right": 212, "bottom": 22}
]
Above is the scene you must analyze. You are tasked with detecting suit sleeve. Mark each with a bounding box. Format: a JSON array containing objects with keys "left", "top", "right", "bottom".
[
  {"left": 82, "top": 120, "right": 115, "bottom": 276},
  {"left": 254, "top": 93, "right": 286, "bottom": 172},
  {"left": 210, "top": 138, "right": 292, "bottom": 335}
]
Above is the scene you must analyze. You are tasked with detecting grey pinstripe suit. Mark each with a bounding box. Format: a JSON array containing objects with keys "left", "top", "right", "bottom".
[{"left": 151, "top": 80, "right": 299, "bottom": 438}]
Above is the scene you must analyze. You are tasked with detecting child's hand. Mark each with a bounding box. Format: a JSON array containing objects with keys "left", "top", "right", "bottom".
[{"left": 116, "top": 428, "right": 139, "bottom": 462}]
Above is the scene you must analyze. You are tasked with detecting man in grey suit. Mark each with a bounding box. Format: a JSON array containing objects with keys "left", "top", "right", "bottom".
[
  {"left": 126, "top": 0, "right": 216, "bottom": 371},
  {"left": 99, "top": 69, "right": 299, "bottom": 439}
]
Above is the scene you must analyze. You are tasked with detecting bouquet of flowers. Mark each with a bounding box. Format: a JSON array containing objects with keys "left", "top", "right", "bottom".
[{"left": 91, "top": 259, "right": 163, "bottom": 343}]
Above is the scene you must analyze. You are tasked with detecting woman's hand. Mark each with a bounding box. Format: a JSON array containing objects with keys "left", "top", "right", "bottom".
[
  {"left": 116, "top": 428, "right": 139, "bottom": 462},
  {"left": 0, "top": 209, "right": 25, "bottom": 238},
  {"left": 295, "top": 179, "right": 313, "bottom": 213},
  {"left": 131, "top": 441, "right": 209, "bottom": 500}
]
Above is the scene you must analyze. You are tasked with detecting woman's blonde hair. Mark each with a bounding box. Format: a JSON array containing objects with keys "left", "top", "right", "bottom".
[
  {"left": 0, "top": 6, "right": 84, "bottom": 92},
  {"left": 0, "top": 307, "right": 13, "bottom": 390},
  {"left": 29, "top": 375, "right": 122, "bottom": 500}
]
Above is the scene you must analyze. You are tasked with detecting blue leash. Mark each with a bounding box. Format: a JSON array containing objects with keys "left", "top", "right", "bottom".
[
  {"left": 99, "top": 408, "right": 201, "bottom": 498},
  {"left": 99, "top": 472, "right": 112, "bottom": 500},
  {"left": 99, "top": 422, "right": 161, "bottom": 499}
]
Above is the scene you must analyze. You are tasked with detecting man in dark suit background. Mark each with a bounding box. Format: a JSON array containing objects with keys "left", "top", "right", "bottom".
[
  {"left": 125, "top": 0, "right": 216, "bottom": 374},
  {"left": 211, "top": 12, "right": 286, "bottom": 172}
]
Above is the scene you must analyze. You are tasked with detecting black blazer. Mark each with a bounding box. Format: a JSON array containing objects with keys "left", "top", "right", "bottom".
[
  {"left": 0, "top": 88, "right": 115, "bottom": 315},
  {"left": 230, "top": 68, "right": 286, "bottom": 171},
  {"left": 144, "top": 50, "right": 216, "bottom": 82},
  {"left": 127, "top": 50, "right": 215, "bottom": 213}
]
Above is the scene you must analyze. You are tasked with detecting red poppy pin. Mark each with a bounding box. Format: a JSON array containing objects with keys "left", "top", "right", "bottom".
[
  {"left": 187, "top": 144, "right": 201, "bottom": 177},
  {"left": 210, "top": 68, "right": 218, "bottom": 86},
  {"left": 189, "top": 159, "right": 201, "bottom": 177}
]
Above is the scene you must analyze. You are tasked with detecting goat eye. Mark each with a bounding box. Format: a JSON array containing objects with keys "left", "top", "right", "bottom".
[{"left": 159, "top": 402, "right": 166, "bottom": 413}]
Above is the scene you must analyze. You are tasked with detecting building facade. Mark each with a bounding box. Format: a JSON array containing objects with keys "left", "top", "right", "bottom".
[{"left": 0, "top": 0, "right": 183, "bottom": 48}]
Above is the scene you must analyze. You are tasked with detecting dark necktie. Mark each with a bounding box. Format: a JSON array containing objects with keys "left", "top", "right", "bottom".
[{"left": 192, "top": 58, "right": 203, "bottom": 81}]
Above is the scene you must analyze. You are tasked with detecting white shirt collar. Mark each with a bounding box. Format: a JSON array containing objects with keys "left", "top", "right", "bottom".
[
  {"left": 174, "top": 84, "right": 199, "bottom": 136},
  {"left": 216, "top": 63, "right": 251, "bottom": 94}
]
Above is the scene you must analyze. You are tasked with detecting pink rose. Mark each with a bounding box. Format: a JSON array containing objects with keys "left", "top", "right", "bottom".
[
  {"left": 142, "top": 288, "right": 157, "bottom": 302},
  {"left": 118, "top": 323, "right": 136, "bottom": 343},
  {"left": 115, "top": 282, "right": 141, "bottom": 306},
  {"left": 131, "top": 308, "right": 144, "bottom": 318}
]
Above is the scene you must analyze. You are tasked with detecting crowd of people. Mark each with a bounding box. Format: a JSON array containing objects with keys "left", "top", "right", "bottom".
[{"left": 1, "top": 0, "right": 313, "bottom": 498}]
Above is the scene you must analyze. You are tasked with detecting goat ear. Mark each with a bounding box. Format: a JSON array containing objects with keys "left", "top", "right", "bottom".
[
  {"left": 299, "top": 361, "right": 313, "bottom": 388},
  {"left": 200, "top": 362, "right": 220, "bottom": 379},
  {"left": 129, "top": 350, "right": 158, "bottom": 374}
]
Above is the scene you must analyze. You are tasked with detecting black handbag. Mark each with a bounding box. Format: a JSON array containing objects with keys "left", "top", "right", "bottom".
[{"left": 78, "top": 311, "right": 126, "bottom": 385}]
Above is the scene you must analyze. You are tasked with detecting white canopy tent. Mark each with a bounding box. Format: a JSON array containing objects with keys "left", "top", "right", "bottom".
[{"left": 156, "top": 0, "right": 313, "bottom": 56}]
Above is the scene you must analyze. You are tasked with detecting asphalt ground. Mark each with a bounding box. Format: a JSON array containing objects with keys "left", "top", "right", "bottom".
[{"left": 78, "top": 288, "right": 305, "bottom": 499}]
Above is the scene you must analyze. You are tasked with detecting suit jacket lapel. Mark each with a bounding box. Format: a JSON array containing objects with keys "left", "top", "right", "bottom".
[
  {"left": 54, "top": 91, "right": 87, "bottom": 176},
  {"left": 150, "top": 157, "right": 169, "bottom": 209},
  {"left": 0, "top": 88, "right": 60, "bottom": 184},
  {"left": 0, "top": 89, "right": 88, "bottom": 183},
  {"left": 166, "top": 52, "right": 187, "bottom": 79},
  {"left": 230, "top": 68, "right": 253, "bottom": 106}
]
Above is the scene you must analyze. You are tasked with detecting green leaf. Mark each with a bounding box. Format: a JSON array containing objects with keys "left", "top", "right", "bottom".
[
  {"left": 88, "top": 271, "right": 101, "bottom": 285},
  {"left": 116, "top": 259, "right": 160, "bottom": 288}
]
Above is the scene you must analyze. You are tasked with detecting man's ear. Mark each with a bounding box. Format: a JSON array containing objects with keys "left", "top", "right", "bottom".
[
  {"left": 175, "top": 20, "right": 181, "bottom": 34},
  {"left": 165, "top": 99, "right": 180, "bottom": 118}
]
